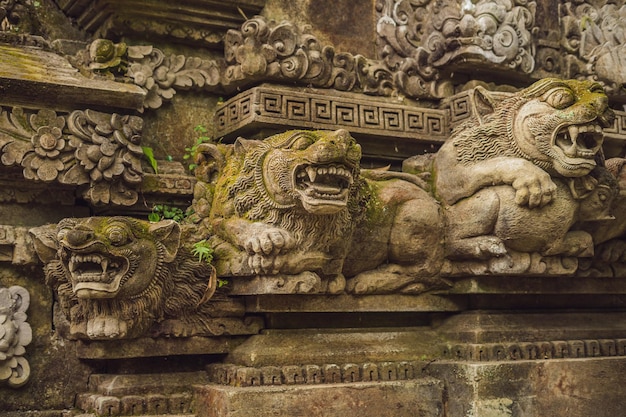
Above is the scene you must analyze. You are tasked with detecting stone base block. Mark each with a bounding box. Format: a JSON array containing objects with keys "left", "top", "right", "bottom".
[
  {"left": 194, "top": 378, "right": 444, "bottom": 417},
  {"left": 427, "top": 357, "right": 626, "bottom": 417}
]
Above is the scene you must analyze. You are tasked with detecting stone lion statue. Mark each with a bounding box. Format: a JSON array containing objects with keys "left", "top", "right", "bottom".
[
  {"left": 30, "top": 217, "right": 216, "bottom": 339},
  {"left": 434, "top": 78, "right": 616, "bottom": 261},
  {"left": 199, "top": 129, "right": 444, "bottom": 294}
]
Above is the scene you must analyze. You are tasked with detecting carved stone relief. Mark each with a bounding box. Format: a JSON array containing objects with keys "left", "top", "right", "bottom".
[
  {"left": 0, "top": 285, "right": 31, "bottom": 388},
  {"left": 194, "top": 79, "right": 620, "bottom": 292},
  {"left": 78, "top": 15, "right": 458, "bottom": 109},
  {"left": 197, "top": 129, "right": 446, "bottom": 295},
  {"left": 561, "top": 0, "right": 626, "bottom": 95},
  {"left": 0, "top": 106, "right": 144, "bottom": 206},
  {"left": 30, "top": 217, "right": 221, "bottom": 340},
  {"left": 376, "top": 0, "right": 538, "bottom": 77},
  {"left": 434, "top": 78, "right": 616, "bottom": 274}
]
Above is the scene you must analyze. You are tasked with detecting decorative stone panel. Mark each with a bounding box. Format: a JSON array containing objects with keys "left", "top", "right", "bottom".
[{"left": 0, "top": 285, "right": 31, "bottom": 388}]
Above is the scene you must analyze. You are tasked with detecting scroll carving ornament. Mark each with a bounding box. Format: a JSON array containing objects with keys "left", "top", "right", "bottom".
[
  {"left": 84, "top": 16, "right": 459, "bottom": 109},
  {"left": 0, "top": 107, "right": 143, "bottom": 206},
  {"left": 0, "top": 285, "right": 31, "bottom": 388},
  {"left": 561, "top": 0, "right": 626, "bottom": 94}
]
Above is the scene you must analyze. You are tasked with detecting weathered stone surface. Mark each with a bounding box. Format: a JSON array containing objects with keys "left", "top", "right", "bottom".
[
  {"left": 195, "top": 378, "right": 444, "bottom": 417},
  {"left": 0, "top": 45, "right": 145, "bottom": 111},
  {"left": 75, "top": 336, "right": 252, "bottom": 359},
  {"left": 426, "top": 358, "right": 626, "bottom": 417},
  {"left": 225, "top": 329, "right": 443, "bottom": 367},
  {"left": 55, "top": 0, "right": 266, "bottom": 48}
]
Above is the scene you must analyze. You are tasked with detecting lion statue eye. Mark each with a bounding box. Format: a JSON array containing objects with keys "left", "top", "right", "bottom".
[
  {"left": 291, "top": 136, "right": 315, "bottom": 150},
  {"left": 544, "top": 88, "right": 576, "bottom": 109},
  {"left": 107, "top": 226, "right": 128, "bottom": 245}
]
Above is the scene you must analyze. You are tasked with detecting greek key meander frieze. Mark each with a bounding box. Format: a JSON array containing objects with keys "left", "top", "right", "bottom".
[
  {"left": 214, "top": 86, "right": 449, "bottom": 143},
  {"left": 0, "top": 285, "right": 31, "bottom": 388}
]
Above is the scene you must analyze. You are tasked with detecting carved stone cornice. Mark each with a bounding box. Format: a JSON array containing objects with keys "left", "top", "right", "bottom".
[
  {"left": 0, "top": 285, "right": 31, "bottom": 388},
  {"left": 54, "top": 0, "right": 266, "bottom": 48},
  {"left": 82, "top": 16, "right": 458, "bottom": 109},
  {"left": 0, "top": 44, "right": 145, "bottom": 111},
  {"left": 214, "top": 84, "right": 449, "bottom": 159},
  {"left": 0, "top": 106, "right": 144, "bottom": 206}
]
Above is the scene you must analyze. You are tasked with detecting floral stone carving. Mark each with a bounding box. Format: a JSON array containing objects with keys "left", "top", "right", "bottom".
[
  {"left": 30, "top": 217, "right": 218, "bottom": 340},
  {"left": 433, "top": 78, "right": 616, "bottom": 271},
  {"left": 84, "top": 15, "right": 457, "bottom": 109},
  {"left": 195, "top": 129, "right": 446, "bottom": 295},
  {"left": 0, "top": 285, "right": 32, "bottom": 388},
  {"left": 0, "top": 106, "right": 144, "bottom": 206}
]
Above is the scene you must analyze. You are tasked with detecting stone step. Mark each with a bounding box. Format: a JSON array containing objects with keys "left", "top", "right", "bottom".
[{"left": 76, "top": 372, "right": 208, "bottom": 417}]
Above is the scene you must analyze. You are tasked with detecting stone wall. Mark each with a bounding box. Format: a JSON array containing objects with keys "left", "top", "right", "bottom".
[{"left": 1, "top": 1, "right": 626, "bottom": 416}]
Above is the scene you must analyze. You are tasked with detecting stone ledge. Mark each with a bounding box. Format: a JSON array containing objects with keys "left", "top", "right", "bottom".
[{"left": 194, "top": 379, "right": 444, "bottom": 417}]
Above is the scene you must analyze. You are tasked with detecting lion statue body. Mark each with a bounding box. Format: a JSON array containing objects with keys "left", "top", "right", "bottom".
[
  {"left": 201, "top": 129, "right": 444, "bottom": 294},
  {"left": 31, "top": 217, "right": 215, "bottom": 339},
  {"left": 434, "top": 78, "right": 615, "bottom": 260}
]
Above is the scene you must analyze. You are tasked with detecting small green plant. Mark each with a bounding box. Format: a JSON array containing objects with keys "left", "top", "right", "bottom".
[
  {"left": 184, "top": 125, "right": 213, "bottom": 172},
  {"left": 148, "top": 204, "right": 186, "bottom": 223},
  {"left": 142, "top": 146, "right": 159, "bottom": 174},
  {"left": 191, "top": 239, "right": 229, "bottom": 299},
  {"left": 191, "top": 239, "right": 213, "bottom": 263}
]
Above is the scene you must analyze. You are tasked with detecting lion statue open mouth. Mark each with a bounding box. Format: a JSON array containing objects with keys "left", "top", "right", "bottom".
[
  {"left": 436, "top": 78, "right": 615, "bottom": 208},
  {"left": 513, "top": 79, "right": 611, "bottom": 178},
  {"left": 64, "top": 242, "right": 131, "bottom": 298},
  {"left": 55, "top": 217, "right": 169, "bottom": 300},
  {"left": 293, "top": 162, "right": 355, "bottom": 214},
  {"left": 31, "top": 217, "right": 215, "bottom": 339}
]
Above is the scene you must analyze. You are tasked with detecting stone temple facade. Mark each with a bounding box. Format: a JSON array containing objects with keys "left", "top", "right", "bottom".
[{"left": 2, "top": 1, "right": 626, "bottom": 416}]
